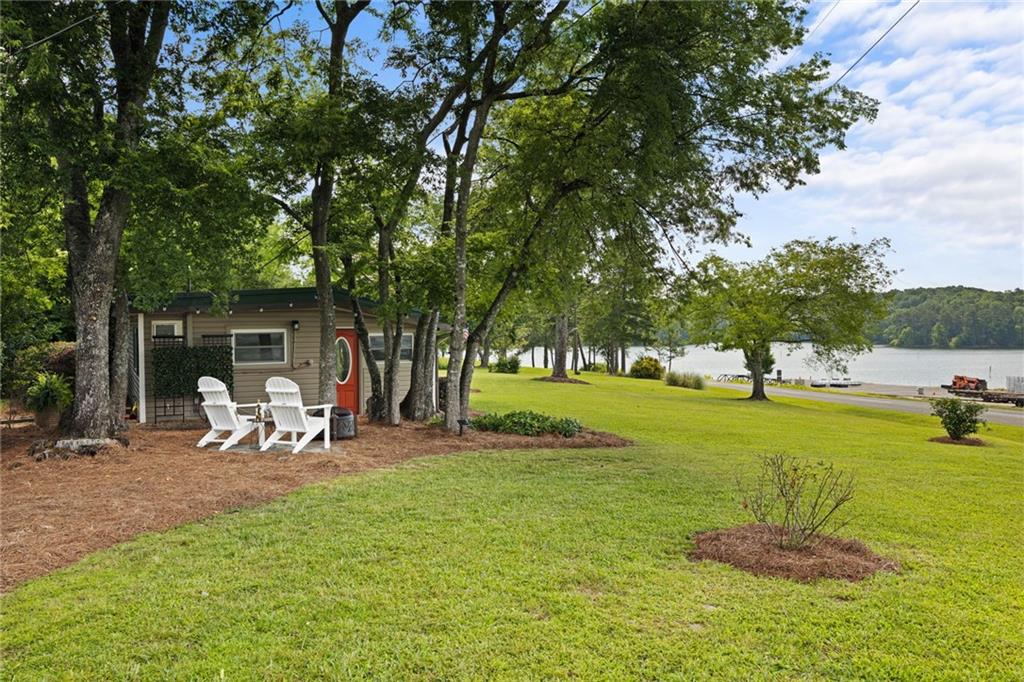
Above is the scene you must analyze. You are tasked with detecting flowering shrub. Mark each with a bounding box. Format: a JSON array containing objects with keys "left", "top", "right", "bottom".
[{"left": 629, "top": 355, "right": 664, "bottom": 380}]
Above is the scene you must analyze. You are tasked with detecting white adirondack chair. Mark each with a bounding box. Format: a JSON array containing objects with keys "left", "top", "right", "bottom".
[
  {"left": 196, "top": 376, "right": 261, "bottom": 451},
  {"left": 261, "top": 376, "right": 333, "bottom": 454}
]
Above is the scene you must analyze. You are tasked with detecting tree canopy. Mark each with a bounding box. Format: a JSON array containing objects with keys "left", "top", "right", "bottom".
[{"left": 686, "top": 238, "right": 894, "bottom": 399}]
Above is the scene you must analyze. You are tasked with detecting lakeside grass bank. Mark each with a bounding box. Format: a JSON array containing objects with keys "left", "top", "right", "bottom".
[{"left": 2, "top": 368, "right": 1021, "bottom": 678}]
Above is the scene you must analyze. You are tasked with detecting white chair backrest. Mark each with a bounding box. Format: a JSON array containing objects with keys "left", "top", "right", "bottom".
[
  {"left": 265, "top": 376, "right": 308, "bottom": 432},
  {"left": 198, "top": 376, "right": 240, "bottom": 431}
]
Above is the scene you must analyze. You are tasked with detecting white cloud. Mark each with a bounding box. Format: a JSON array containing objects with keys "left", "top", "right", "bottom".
[{"left": 765, "top": 2, "right": 1024, "bottom": 269}]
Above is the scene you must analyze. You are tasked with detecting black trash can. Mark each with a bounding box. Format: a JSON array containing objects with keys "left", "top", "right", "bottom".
[{"left": 331, "top": 407, "right": 357, "bottom": 439}]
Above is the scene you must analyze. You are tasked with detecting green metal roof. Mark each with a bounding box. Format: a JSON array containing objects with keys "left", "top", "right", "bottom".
[{"left": 132, "top": 286, "right": 430, "bottom": 322}]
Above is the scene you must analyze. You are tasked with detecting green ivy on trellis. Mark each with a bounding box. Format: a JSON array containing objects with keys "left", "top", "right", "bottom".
[{"left": 152, "top": 346, "right": 234, "bottom": 398}]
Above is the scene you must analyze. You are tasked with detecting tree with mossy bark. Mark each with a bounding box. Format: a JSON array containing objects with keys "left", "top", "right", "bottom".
[
  {"left": 3, "top": 2, "right": 171, "bottom": 438},
  {"left": 686, "top": 238, "right": 894, "bottom": 400}
]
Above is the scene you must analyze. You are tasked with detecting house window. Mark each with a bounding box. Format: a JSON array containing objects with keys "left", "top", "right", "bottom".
[
  {"left": 152, "top": 320, "right": 182, "bottom": 337},
  {"left": 232, "top": 329, "right": 287, "bottom": 365},
  {"left": 369, "top": 334, "right": 413, "bottom": 362}
]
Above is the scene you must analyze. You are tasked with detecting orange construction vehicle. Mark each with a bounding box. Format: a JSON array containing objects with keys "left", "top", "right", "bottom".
[{"left": 943, "top": 375, "right": 988, "bottom": 391}]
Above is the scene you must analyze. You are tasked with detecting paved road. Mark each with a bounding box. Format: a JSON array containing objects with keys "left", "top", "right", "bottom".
[{"left": 710, "top": 382, "right": 1024, "bottom": 427}]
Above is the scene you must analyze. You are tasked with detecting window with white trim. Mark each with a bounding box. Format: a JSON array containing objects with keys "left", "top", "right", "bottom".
[
  {"left": 232, "top": 329, "right": 287, "bottom": 365},
  {"left": 369, "top": 334, "right": 413, "bottom": 361},
  {"left": 151, "top": 320, "right": 182, "bottom": 337}
]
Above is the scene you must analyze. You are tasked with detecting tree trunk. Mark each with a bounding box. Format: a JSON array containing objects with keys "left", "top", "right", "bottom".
[
  {"left": 750, "top": 365, "right": 767, "bottom": 400},
  {"left": 62, "top": 3, "right": 170, "bottom": 439},
  {"left": 342, "top": 256, "right": 385, "bottom": 419},
  {"left": 401, "top": 309, "right": 438, "bottom": 420},
  {"left": 458, "top": 333, "right": 480, "bottom": 418},
  {"left": 543, "top": 346, "right": 549, "bottom": 369},
  {"left": 445, "top": 97, "right": 494, "bottom": 431},
  {"left": 309, "top": 2, "right": 368, "bottom": 406},
  {"left": 745, "top": 345, "right": 770, "bottom": 401},
  {"left": 108, "top": 288, "right": 131, "bottom": 430},
  {"left": 382, "top": 315, "right": 404, "bottom": 425},
  {"left": 311, "top": 217, "right": 336, "bottom": 405},
  {"left": 479, "top": 336, "right": 491, "bottom": 368},
  {"left": 65, "top": 178, "right": 122, "bottom": 437},
  {"left": 531, "top": 347, "right": 535, "bottom": 367},
  {"left": 620, "top": 346, "right": 627, "bottom": 374},
  {"left": 551, "top": 314, "right": 568, "bottom": 378}
]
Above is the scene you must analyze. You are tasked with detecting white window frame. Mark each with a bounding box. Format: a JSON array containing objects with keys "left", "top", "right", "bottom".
[
  {"left": 231, "top": 328, "right": 288, "bottom": 366},
  {"left": 368, "top": 333, "right": 413, "bottom": 362},
  {"left": 151, "top": 320, "right": 183, "bottom": 337}
]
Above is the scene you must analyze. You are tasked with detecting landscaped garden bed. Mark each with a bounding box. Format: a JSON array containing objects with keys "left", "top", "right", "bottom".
[
  {"left": 0, "top": 419, "right": 628, "bottom": 591},
  {"left": 690, "top": 524, "right": 898, "bottom": 582}
]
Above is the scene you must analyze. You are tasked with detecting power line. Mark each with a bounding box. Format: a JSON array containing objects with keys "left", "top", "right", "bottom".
[
  {"left": 9, "top": 4, "right": 116, "bottom": 58},
  {"left": 806, "top": 0, "right": 842, "bottom": 44},
  {"left": 828, "top": 0, "right": 919, "bottom": 89},
  {"left": 777, "top": 0, "right": 840, "bottom": 72}
]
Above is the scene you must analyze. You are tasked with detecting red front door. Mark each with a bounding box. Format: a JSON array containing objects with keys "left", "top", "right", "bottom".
[{"left": 335, "top": 329, "right": 360, "bottom": 413}]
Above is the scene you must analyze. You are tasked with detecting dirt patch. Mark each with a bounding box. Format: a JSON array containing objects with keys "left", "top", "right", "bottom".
[
  {"left": 0, "top": 420, "right": 629, "bottom": 592},
  {"left": 928, "top": 436, "right": 987, "bottom": 447},
  {"left": 690, "top": 524, "right": 898, "bottom": 583},
  {"left": 533, "top": 376, "right": 591, "bottom": 385}
]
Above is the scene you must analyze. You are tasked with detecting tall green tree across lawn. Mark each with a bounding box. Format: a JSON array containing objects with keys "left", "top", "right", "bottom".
[{"left": 686, "top": 238, "right": 894, "bottom": 400}]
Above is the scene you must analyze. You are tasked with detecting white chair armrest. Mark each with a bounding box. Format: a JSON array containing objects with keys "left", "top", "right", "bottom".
[
  {"left": 235, "top": 403, "right": 260, "bottom": 408},
  {"left": 308, "top": 404, "right": 335, "bottom": 417}
]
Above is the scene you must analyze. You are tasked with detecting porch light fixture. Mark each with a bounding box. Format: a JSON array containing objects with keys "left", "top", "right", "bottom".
[{"left": 291, "top": 320, "right": 300, "bottom": 332}]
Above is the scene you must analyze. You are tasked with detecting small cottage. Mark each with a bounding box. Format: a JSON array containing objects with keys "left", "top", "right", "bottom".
[{"left": 130, "top": 287, "right": 434, "bottom": 423}]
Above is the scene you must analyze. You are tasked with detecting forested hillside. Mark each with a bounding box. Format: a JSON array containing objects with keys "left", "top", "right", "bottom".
[{"left": 873, "top": 287, "right": 1024, "bottom": 349}]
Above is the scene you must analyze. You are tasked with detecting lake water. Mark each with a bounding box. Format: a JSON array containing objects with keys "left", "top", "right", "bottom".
[{"left": 517, "top": 344, "right": 1024, "bottom": 389}]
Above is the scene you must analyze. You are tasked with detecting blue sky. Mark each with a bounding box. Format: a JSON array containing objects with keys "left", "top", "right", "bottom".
[
  {"left": 714, "top": 0, "right": 1024, "bottom": 290},
  {"left": 310, "top": 1, "right": 1024, "bottom": 291}
]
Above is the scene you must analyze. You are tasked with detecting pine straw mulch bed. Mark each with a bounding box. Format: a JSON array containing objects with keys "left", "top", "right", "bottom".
[
  {"left": 690, "top": 524, "right": 898, "bottom": 583},
  {"left": 928, "top": 436, "right": 987, "bottom": 446},
  {"left": 0, "top": 420, "right": 629, "bottom": 592},
  {"left": 533, "top": 376, "right": 591, "bottom": 385}
]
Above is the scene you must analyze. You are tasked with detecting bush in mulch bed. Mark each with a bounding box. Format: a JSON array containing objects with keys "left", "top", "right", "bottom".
[
  {"left": 690, "top": 524, "right": 898, "bottom": 583},
  {"left": 928, "top": 436, "right": 986, "bottom": 447},
  {"left": 471, "top": 410, "right": 583, "bottom": 438},
  {"left": 534, "top": 376, "right": 590, "bottom": 385}
]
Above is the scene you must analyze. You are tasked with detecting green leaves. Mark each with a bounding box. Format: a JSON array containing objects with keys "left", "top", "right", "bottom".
[
  {"left": 152, "top": 346, "right": 233, "bottom": 399},
  {"left": 687, "top": 237, "right": 895, "bottom": 374}
]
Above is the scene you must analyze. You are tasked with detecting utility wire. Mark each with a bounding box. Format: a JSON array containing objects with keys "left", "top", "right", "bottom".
[
  {"left": 805, "top": 0, "right": 842, "bottom": 44},
  {"left": 8, "top": 3, "right": 118, "bottom": 58},
  {"left": 827, "top": 0, "right": 919, "bottom": 89},
  {"left": 776, "top": 0, "right": 840, "bottom": 72}
]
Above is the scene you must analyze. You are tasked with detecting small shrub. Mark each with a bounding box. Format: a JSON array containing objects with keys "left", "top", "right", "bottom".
[
  {"left": 24, "top": 372, "right": 73, "bottom": 413},
  {"left": 629, "top": 355, "right": 664, "bottom": 380},
  {"left": 471, "top": 410, "right": 583, "bottom": 438},
  {"left": 739, "top": 454, "right": 854, "bottom": 550},
  {"left": 489, "top": 356, "right": 520, "bottom": 374},
  {"left": 588, "top": 362, "right": 607, "bottom": 373},
  {"left": 665, "top": 371, "right": 704, "bottom": 389},
  {"left": 7, "top": 342, "right": 77, "bottom": 402},
  {"left": 424, "top": 415, "right": 444, "bottom": 428},
  {"left": 930, "top": 398, "right": 986, "bottom": 440}
]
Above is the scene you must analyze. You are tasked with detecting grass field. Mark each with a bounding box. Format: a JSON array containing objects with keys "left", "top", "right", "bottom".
[{"left": 2, "top": 368, "right": 1022, "bottom": 679}]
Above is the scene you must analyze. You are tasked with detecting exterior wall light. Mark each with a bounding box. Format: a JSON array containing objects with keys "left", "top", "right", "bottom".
[{"left": 291, "top": 320, "right": 300, "bottom": 332}]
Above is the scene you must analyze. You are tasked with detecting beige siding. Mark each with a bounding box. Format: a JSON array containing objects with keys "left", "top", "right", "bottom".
[{"left": 140, "top": 308, "right": 417, "bottom": 423}]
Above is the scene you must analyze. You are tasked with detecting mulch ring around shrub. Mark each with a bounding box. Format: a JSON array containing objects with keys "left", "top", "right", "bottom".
[
  {"left": 928, "top": 436, "right": 986, "bottom": 446},
  {"left": 533, "top": 376, "right": 591, "bottom": 385},
  {"left": 690, "top": 524, "right": 898, "bottom": 583},
  {"left": 0, "top": 420, "right": 630, "bottom": 592}
]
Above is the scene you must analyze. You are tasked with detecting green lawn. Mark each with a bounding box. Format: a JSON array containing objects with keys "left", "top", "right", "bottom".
[{"left": 3, "top": 369, "right": 1022, "bottom": 679}]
